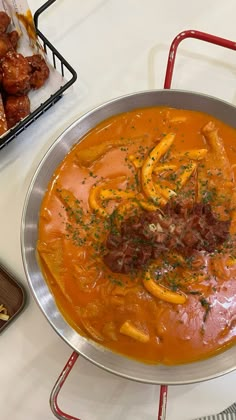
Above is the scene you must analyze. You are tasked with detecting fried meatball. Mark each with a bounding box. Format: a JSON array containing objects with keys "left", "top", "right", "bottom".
[
  {"left": 0, "top": 30, "right": 20, "bottom": 59},
  {"left": 0, "top": 94, "right": 7, "bottom": 135},
  {"left": 27, "top": 54, "right": 50, "bottom": 89},
  {"left": 5, "top": 95, "right": 30, "bottom": 128},
  {"left": 0, "top": 33, "right": 13, "bottom": 59},
  {"left": 2, "top": 50, "right": 31, "bottom": 95},
  {"left": 8, "top": 30, "right": 19, "bottom": 50},
  {"left": 0, "top": 12, "right": 10, "bottom": 33}
]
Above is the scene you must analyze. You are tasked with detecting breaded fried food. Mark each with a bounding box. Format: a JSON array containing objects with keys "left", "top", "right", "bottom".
[
  {"left": 5, "top": 94, "right": 30, "bottom": 128},
  {"left": 2, "top": 50, "right": 31, "bottom": 95},
  {"left": 0, "top": 11, "right": 10, "bottom": 33},
  {"left": 27, "top": 54, "right": 50, "bottom": 89}
]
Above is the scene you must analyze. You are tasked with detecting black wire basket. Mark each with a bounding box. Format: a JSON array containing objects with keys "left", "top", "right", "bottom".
[{"left": 0, "top": 0, "right": 77, "bottom": 150}]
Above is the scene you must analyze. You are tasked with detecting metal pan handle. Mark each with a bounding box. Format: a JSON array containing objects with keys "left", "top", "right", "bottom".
[
  {"left": 158, "top": 385, "right": 168, "bottom": 420},
  {"left": 164, "top": 29, "right": 236, "bottom": 89},
  {"left": 50, "top": 351, "right": 80, "bottom": 420},
  {"left": 50, "top": 351, "right": 168, "bottom": 420}
]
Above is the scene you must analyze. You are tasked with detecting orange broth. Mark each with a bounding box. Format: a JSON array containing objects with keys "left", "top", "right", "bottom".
[{"left": 38, "top": 106, "right": 236, "bottom": 364}]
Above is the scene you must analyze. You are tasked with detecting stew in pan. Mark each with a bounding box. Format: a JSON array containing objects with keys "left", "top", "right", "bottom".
[{"left": 37, "top": 106, "right": 236, "bottom": 364}]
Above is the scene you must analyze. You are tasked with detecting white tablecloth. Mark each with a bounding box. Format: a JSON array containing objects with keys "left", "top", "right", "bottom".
[{"left": 1, "top": 1, "right": 236, "bottom": 419}]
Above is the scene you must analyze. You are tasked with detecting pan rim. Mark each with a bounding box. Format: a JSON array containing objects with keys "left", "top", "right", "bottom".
[{"left": 21, "top": 88, "right": 236, "bottom": 385}]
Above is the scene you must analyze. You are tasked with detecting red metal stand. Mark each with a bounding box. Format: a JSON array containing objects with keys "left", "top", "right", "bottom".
[
  {"left": 158, "top": 385, "right": 168, "bottom": 420},
  {"left": 50, "top": 351, "right": 80, "bottom": 420},
  {"left": 49, "top": 350, "right": 168, "bottom": 420},
  {"left": 49, "top": 29, "right": 236, "bottom": 420},
  {"left": 164, "top": 29, "right": 236, "bottom": 89}
]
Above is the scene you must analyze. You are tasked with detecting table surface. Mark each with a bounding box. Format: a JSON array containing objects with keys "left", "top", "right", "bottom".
[{"left": 2, "top": 1, "right": 236, "bottom": 419}]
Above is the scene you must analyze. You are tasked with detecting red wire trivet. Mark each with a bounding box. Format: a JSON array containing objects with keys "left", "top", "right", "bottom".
[{"left": 49, "top": 29, "right": 236, "bottom": 420}]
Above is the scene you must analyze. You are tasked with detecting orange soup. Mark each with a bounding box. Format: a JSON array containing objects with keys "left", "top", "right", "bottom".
[{"left": 38, "top": 106, "right": 236, "bottom": 364}]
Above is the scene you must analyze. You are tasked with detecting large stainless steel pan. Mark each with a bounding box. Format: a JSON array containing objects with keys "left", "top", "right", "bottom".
[
  {"left": 21, "top": 31, "right": 236, "bottom": 386},
  {"left": 21, "top": 89, "right": 236, "bottom": 385}
]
